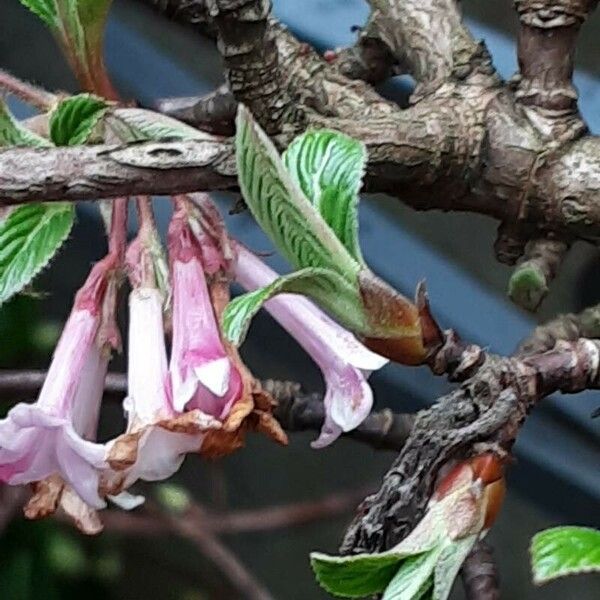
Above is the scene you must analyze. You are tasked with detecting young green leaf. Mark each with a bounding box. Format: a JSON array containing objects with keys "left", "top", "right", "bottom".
[
  {"left": 0, "top": 203, "right": 75, "bottom": 304},
  {"left": 222, "top": 267, "right": 366, "bottom": 346},
  {"left": 283, "top": 130, "right": 366, "bottom": 262},
  {"left": 18, "top": 0, "right": 58, "bottom": 27},
  {"left": 311, "top": 552, "right": 404, "bottom": 598},
  {"left": 0, "top": 100, "right": 51, "bottom": 148},
  {"left": 382, "top": 550, "right": 438, "bottom": 600},
  {"left": 531, "top": 526, "right": 600, "bottom": 585},
  {"left": 108, "top": 108, "right": 215, "bottom": 142},
  {"left": 235, "top": 105, "right": 360, "bottom": 281},
  {"left": 49, "top": 94, "right": 108, "bottom": 146},
  {"left": 432, "top": 536, "right": 478, "bottom": 600}
]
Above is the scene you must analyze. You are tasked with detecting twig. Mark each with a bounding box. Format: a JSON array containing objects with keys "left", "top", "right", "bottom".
[
  {"left": 0, "top": 370, "right": 127, "bottom": 398},
  {"left": 0, "top": 69, "right": 56, "bottom": 110},
  {"left": 97, "top": 485, "right": 373, "bottom": 537},
  {"left": 508, "top": 237, "right": 570, "bottom": 311},
  {"left": 518, "top": 304, "right": 600, "bottom": 355},
  {"left": 155, "top": 84, "right": 237, "bottom": 136},
  {"left": 0, "top": 371, "right": 415, "bottom": 452},
  {"left": 461, "top": 540, "right": 501, "bottom": 600},
  {"left": 513, "top": 0, "right": 597, "bottom": 115},
  {"left": 166, "top": 504, "right": 275, "bottom": 600}
]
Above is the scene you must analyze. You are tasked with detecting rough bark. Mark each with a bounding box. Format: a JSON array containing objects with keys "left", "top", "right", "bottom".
[{"left": 340, "top": 336, "right": 600, "bottom": 553}]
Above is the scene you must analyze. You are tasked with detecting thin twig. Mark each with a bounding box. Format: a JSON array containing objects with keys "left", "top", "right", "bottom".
[
  {"left": 0, "top": 370, "right": 415, "bottom": 452},
  {"left": 461, "top": 540, "right": 501, "bottom": 600},
  {"left": 167, "top": 504, "right": 275, "bottom": 600},
  {"left": 98, "top": 485, "right": 373, "bottom": 537},
  {"left": 0, "top": 69, "right": 56, "bottom": 110}
]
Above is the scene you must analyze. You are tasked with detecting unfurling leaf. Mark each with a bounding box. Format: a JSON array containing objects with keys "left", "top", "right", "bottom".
[
  {"left": 0, "top": 203, "right": 75, "bottom": 304},
  {"left": 0, "top": 100, "right": 51, "bottom": 148},
  {"left": 109, "top": 108, "right": 215, "bottom": 142},
  {"left": 18, "top": 0, "right": 58, "bottom": 27},
  {"left": 283, "top": 129, "right": 366, "bottom": 262},
  {"left": 310, "top": 551, "right": 405, "bottom": 598},
  {"left": 232, "top": 105, "right": 430, "bottom": 364},
  {"left": 222, "top": 268, "right": 366, "bottom": 346},
  {"left": 235, "top": 104, "right": 360, "bottom": 281},
  {"left": 531, "top": 526, "right": 600, "bottom": 584},
  {"left": 49, "top": 94, "right": 108, "bottom": 146}
]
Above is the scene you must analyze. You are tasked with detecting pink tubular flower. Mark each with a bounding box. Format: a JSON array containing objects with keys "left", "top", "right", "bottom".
[
  {"left": 168, "top": 204, "right": 242, "bottom": 420},
  {"left": 106, "top": 279, "right": 220, "bottom": 490},
  {"left": 0, "top": 256, "right": 115, "bottom": 509},
  {"left": 232, "top": 243, "right": 388, "bottom": 448}
]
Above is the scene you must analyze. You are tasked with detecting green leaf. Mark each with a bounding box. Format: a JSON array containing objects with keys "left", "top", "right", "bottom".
[
  {"left": 109, "top": 108, "right": 214, "bottom": 142},
  {"left": 382, "top": 550, "right": 438, "bottom": 600},
  {"left": 0, "top": 100, "right": 51, "bottom": 148},
  {"left": 19, "top": 0, "right": 58, "bottom": 27},
  {"left": 311, "top": 552, "right": 404, "bottom": 598},
  {"left": 222, "top": 267, "right": 365, "bottom": 346},
  {"left": 531, "top": 526, "right": 600, "bottom": 584},
  {"left": 0, "top": 203, "right": 75, "bottom": 304},
  {"left": 283, "top": 130, "right": 366, "bottom": 262},
  {"left": 235, "top": 105, "right": 360, "bottom": 281},
  {"left": 432, "top": 536, "right": 478, "bottom": 600},
  {"left": 49, "top": 94, "right": 108, "bottom": 146},
  {"left": 55, "top": 0, "right": 113, "bottom": 56}
]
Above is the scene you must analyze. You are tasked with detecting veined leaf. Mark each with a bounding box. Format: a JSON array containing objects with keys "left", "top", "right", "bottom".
[
  {"left": 283, "top": 130, "right": 366, "bottom": 262},
  {"left": 235, "top": 105, "right": 360, "bottom": 281},
  {"left": 382, "top": 549, "right": 438, "bottom": 600},
  {"left": 0, "top": 203, "right": 75, "bottom": 304},
  {"left": 531, "top": 526, "right": 600, "bottom": 584},
  {"left": 18, "top": 0, "right": 58, "bottom": 27},
  {"left": 109, "top": 108, "right": 215, "bottom": 142},
  {"left": 0, "top": 100, "right": 51, "bottom": 148},
  {"left": 222, "top": 267, "right": 365, "bottom": 346},
  {"left": 49, "top": 94, "right": 108, "bottom": 146}
]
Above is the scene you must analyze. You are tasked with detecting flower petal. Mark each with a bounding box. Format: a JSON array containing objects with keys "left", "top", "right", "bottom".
[{"left": 193, "top": 356, "right": 231, "bottom": 397}]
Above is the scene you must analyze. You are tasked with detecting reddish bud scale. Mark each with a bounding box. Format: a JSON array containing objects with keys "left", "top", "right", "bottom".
[
  {"left": 434, "top": 453, "right": 506, "bottom": 530},
  {"left": 359, "top": 276, "right": 444, "bottom": 366}
]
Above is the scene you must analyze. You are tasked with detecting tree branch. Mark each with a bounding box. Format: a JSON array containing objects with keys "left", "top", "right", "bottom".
[
  {"left": 207, "top": 0, "right": 290, "bottom": 134},
  {"left": 339, "top": 0, "right": 497, "bottom": 96},
  {"left": 461, "top": 540, "right": 501, "bottom": 600},
  {"left": 0, "top": 139, "right": 235, "bottom": 205},
  {"left": 518, "top": 304, "right": 600, "bottom": 355},
  {"left": 155, "top": 84, "right": 237, "bottom": 135},
  {"left": 513, "top": 0, "right": 598, "bottom": 116},
  {"left": 340, "top": 337, "right": 600, "bottom": 554}
]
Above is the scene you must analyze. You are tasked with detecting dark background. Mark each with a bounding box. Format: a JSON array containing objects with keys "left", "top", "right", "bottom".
[{"left": 0, "top": 1, "right": 599, "bottom": 598}]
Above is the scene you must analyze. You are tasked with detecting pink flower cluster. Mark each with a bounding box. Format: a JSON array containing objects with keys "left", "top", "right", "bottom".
[{"left": 0, "top": 195, "right": 387, "bottom": 532}]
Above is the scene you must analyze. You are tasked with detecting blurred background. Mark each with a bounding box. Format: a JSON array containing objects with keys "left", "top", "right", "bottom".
[{"left": 0, "top": 1, "right": 598, "bottom": 598}]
